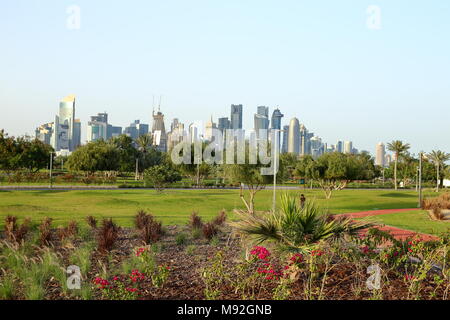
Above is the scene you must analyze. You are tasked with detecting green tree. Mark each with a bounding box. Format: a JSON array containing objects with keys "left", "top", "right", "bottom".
[
  {"left": 387, "top": 140, "right": 411, "bottom": 190},
  {"left": 109, "top": 135, "right": 138, "bottom": 173},
  {"left": 427, "top": 150, "right": 450, "bottom": 192},
  {"left": 134, "top": 134, "right": 163, "bottom": 178},
  {"left": 294, "top": 152, "right": 375, "bottom": 199},
  {"left": 279, "top": 152, "right": 299, "bottom": 181},
  {"left": 0, "top": 130, "right": 22, "bottom": 171},
  {"left": 223, "top": 142, "right": 281, "bottom": 214},
  {"left": 176, "top": 142, "right": 213, "bottom": 186},
  {"left": 144, "top": 163, "right": 182, "bottom": 192},
  {"left": 18, "top": 138, "right": 54, "bottom": 172},
  {"left": 66, "top": 140, "right": 120, "bottom": 173}
]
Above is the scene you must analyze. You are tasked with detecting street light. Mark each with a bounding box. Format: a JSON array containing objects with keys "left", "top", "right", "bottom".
[
  {"left": 272, "top": 129, "right": 284, "bottom": 212},
  {"left": 49, "top": 152, "right": 54, "bottom": 189},
  {"left": 418, "top": 152, "right": 423, "bottom": 208},
  {"left": 196, "top": 134, "right": 204, "bottom": 188}
]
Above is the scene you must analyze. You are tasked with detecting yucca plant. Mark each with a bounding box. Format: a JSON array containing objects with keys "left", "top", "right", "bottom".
[{"left": 231, "top": 193, "right": 372, "bottom": 252}]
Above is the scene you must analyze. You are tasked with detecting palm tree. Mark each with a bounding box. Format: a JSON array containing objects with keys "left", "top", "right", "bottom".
[
  {"left": 135, "top": 134, "right": 153, "bottom": 180},
  {"left": 231, "top": 194, "right": 371, "bottom": 252},
  {"left": 387, "top": 140, "right": 410, "bottom": 190},
  {"left": 427, "top": 150, "right": 450, "bottom": 192}
]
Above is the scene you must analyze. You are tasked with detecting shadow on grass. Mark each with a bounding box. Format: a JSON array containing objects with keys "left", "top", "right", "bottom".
[{"left": 379, "top": 192, "right": 416, "bottom": 198}]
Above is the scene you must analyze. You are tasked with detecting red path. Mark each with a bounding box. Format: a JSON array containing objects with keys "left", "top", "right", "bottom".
[{"left": 337, "top": 208, "right": 439, "bottom": 242}]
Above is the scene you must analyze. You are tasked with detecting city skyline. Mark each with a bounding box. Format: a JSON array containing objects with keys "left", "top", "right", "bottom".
[{"left": 1, "top": 1, "right": 449, "bottom": 155}]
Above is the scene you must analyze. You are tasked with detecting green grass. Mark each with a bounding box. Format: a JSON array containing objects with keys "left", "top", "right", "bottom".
[
  {"left": 0, "top": 188, "right": 441, "bottom": 228},
  {"left": 361, "top": 210, "right": 450, "bottom": 236}
]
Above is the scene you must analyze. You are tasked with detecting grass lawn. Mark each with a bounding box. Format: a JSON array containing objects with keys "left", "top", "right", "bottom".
[
  {"left": 360, "top": 210, "right": 450, "bottom": 236},
  {"left": 0, "top": 188, "right": 439, "bottom": 228}
]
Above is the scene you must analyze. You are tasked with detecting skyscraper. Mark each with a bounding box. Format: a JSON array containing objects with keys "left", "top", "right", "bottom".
[
  {"left": 87, "top": 113, "right": 108, "bottom": 142},
  {"left": 152, "top": 109, "right": 167, "bottom": 152},
  {"left": 271, "top": 108, "right": 284, "bottom": 130},
  {"left": 204, "top": 116, "right": 217, "bottom": 142},
  {"left": 300, "top": 124, "right": 314, "bottom": 156},
  {"left": 52, "top": 95, "right": 78, "bottom": 155},
  {"left": 35, "top": 123, "right": 54, "bottom": 145},
  {"left": 281, "top": 125, "right": 289, "bottom": 153},
  {"left": 344, "top": 141, "right": 353, "bottom": 154},
  {"left": 124, "top": 120, "right": 149, "bottom": 140},
  {"left": 288, "top": 118, "right": 300, "bottom": 154},
  {"left": 254, "top": 106, "right": 269, "bottom": 139},
  {"left": 218, "top": 117, "right": 231, "bottom": 133},
  {"left": 376, "top": 142, "right": 386, "bottom": 167},
  {"left": 230, "top": 104, "right": 243, "bottom": 130}
]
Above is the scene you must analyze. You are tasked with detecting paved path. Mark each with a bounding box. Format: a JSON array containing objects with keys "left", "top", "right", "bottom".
[{"left": 338, "top": 208, "right": 440, "bottom": 242}]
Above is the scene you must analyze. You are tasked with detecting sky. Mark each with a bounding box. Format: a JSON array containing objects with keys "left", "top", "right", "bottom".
[{"left": 0, "top": 0, "right": 449, "bottom": 155}]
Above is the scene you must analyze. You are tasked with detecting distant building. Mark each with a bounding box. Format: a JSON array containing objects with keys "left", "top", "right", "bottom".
[
  {"left": 230, "top": 104, "right": 243, "bottom": 130},
  {"left": 124, "top": 120, "right": 149, "bottom": 140},
  {"left": 35, "top": 122, "right": 55, "bottom": 145},
  {"left": 385, "top": 154, "right": 392, "bottom": 166},
  {"left": 281, "top": 125, "right": 289, "bottom": 153},
  {"left": 52, "top": 95, "right": 80, "bottom": 155},
  {"left": 288, "top": 118, "right": 300, "bottom": 154},
  {"left": 87, "top": 113, "right": 109, "bottom": 142},
  {"left": 271, "top": 108, "right": 284, "bottom": 130},
  {"left": 375, "top": 142, "right": 386, "bottom": 167},
  {"left": 204, "top": 116, "right": 217, "bottom": 142},
  {"left": 152, "top": 110, "right": 167, "bottom": 152},
  {"left": 300, "top": 125, "right": 314, "bottom": 156},
  {"left": 344, "top": 141, "right": 353, "bottom": 154},
  {"left": 218, "top": 117, "right": 230, "bottom": 133},
  {"left": 336, "top": 141, "right": 344, "bottom": 153},
  {"left": 254, "top": 106, "right": 269, "bottom": 139}
]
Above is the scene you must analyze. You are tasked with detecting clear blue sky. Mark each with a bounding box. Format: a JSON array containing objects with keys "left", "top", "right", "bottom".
[{"left": 1, "top": 0, "right": 449, "bottom": 155}]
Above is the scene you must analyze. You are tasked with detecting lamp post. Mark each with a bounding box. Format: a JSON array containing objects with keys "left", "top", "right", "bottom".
[
  {"left": 272, "top": 129, "right": 283, "bottom": 212},
  {"left": 196, "top": 135, "right": 203, "bottom": 188},
  {"left": 418, "top": 152, "right": 423, "bottom": 208},
  {"left": 49, "top": 152, "right": 54, "bottom": 189}
]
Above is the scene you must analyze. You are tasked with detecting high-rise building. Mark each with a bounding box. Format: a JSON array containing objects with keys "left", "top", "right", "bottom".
[
  {"left": 375, "top": 142, "right": 386, "bottom": 167},
  {"left": 344, "top": 141, "right": 353, "bottom": 154},
  {"left": 254, "top": 106, "right": 269, "bottom": 139},
  {"left": 310, "top": 136, "right": 324, "bottom": 158},
  {"left": 336, "top": 141, "right": 344, "bottom": 153},
  {"left": 218, "top": 117, "right": 230, "bottom": 133},
  {"left": 87, "top": 113, "right": 108, "bottom": 142},
  {"left": 281, "top": 125, "right": 289, "bottom": 153},
  {"left": 230, "top": 104, "right": 243, "bottom": 130},
  {"left": 107, "top": 125, "right": 122, "bottom": 138},
  {"left": 36, "top": 95, "right": 80, "bottom": 154},
  {"left": 385, "top": 154, "right": 392, "bottom": 167},
  {"left": 271, "top": 108, "right": 284, "bottom": 130},
  {"left": 167, "top": 122, "right": 185, "bottom": 151},
  {"left": 300, "top": 125, "right": 314, "bottom": 156},
  {"left": 73, "top": 119, "right": 81, "bottom": 148},
  {"left": 288, "top": 118, "right": 300, "bottom": 154},
  {"left": 204, "top": 116, "right": 217, "bottom": 142},
  {"left": 35, "top": 123, "right": 54, "bottom": 145},
  {"left": 152, "top": 110, "right": 167, "bottom": 152},
  {"left": 52, "top": 95, "right": 77, "bottom": 155},
  {"left": 124, "top": 120, "right": 149, "bottom": 140},
  {"left": 170, "top": 118, "right": 180, "bottom": 133}
]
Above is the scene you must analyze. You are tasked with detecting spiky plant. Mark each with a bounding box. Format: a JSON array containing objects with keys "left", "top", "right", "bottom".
[{"left": 231, "top": 193, "right": 372, "bottom": 252}]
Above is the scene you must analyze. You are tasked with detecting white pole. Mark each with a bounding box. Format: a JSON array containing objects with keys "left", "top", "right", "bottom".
[
  {"left": 272, "top": 130, "right": 278, "bottom": 212},
  {"left": 49, "top": 153, "right": 53, "bottom": 189}
]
